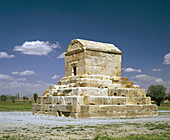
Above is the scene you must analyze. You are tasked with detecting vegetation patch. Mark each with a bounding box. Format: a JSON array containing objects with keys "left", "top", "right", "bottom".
[
  {"left": 94, "top": 132, "right": 170, "bottom": 140},
  {"left": 158, "top": 102, "right": 170, "bottom": 110},
  {"left": 144, "top": 122, "right": 170, "bottom": 131},
  {"left": 1, "top": 134, "right": 37, "bottom": 140},
  {"left": 0, "top": 101, "right": 32, "bottom": 111}
]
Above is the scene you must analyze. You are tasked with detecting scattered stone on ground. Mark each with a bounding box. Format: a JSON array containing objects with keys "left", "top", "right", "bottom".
[{"left": 0, "top": 111, "right": 169, "bottom": 139}]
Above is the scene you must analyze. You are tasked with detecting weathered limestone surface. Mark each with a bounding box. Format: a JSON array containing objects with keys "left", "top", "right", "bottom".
[{"left": 33, "top": 39, "right": 158, "bottom": 118}]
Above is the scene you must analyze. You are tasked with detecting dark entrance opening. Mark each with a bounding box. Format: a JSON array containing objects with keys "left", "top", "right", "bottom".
[
  {"left": 57, "top": 111, "right": 62, "bottom": 116},
  {"left": 73, "top": 66, "right": 77, "bottom": 76}
]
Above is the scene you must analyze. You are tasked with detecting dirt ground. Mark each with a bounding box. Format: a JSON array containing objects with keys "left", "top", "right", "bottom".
[{"left": 0, "top": 111, "right": 170, "bottom": 139}]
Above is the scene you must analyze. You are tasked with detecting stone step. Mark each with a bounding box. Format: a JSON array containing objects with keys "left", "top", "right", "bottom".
[
  {"left": 37, "top": 96, "right": 151, "bottom": 106},
  {"left": 32, "top": 104, "right": 158, "bottom": 118}
]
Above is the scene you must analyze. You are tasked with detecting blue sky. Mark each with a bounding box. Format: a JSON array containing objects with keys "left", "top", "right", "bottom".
[{"left": 0, "top": 0, "right": 170, "bottom": 97}]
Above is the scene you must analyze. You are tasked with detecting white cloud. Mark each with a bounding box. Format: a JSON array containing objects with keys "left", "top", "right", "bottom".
[
  {"left": 57, "top": 52, "right": 65, "bottom": 59},
  {"left": 152, "top": 69, "right": 162, "bottom": 71},
  {"left": 0, "top": 52, "right": 15, "bottom": 59},
  {"left": 163, "top": 53, "right": 170, "bottom": 64},
  {"left": 0, "top": 74, "right": 13, "bottom": 80},
  {"left": 12, "top": 70, "right": 35, "bottom": 76},
  {"left": 37, "top": 80, "right": 44, "bottom": 83},
  {"left": 52, "top": 75, "right": 59, "bottom": 79},
  {"left": 12, "top": 72, "right": 19, "bottom": 75},
  {"left": 155, "top": 78, "right": 163, "bottom": 83},
  {"left": 16, "top": 78, "right": 27, "bottom": 81},
  {"left": 132, "top": 74, "right": 160, "bottom": 82},
  {"left": 0, "top": 73, "right": 27, "bottom": 81},
  {"left": 20, "top": 70, "right": 35, "bottom": 76},
  {"left": 0, "top": 80, "right": 52, "bottom": 97},
  {"left": 122, "top": 68, "right": 141, "bottom": 73},
  {"left": 14, "top": 40, "right": 60, "bottom": 56},
  {"left": 131, "top": 74, "right": 170, "bottom": 92}
]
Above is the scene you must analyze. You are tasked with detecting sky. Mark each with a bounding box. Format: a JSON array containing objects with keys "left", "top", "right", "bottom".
[{"left": 0, "top": 0, "right": 170, "bottom": 97}]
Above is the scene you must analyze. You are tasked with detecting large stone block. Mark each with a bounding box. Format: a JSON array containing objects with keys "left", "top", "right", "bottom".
[
  {"left": 41, "top": 104, "right": 51, "bottom": 111},
  {"left": 150, "top": 104, "right": 158, "bottom": 111},
  {"left": 43, "top": 97, "right": 52, "bottom": 104},
  {"left": 99, "top": 105, "right": 124, "bottom": 112},
  {"left": 37, "top": 97, "right": 44, "bottom": 104},
  {"left": 126, "top": 97, "right": 151, "bottom": 105}
]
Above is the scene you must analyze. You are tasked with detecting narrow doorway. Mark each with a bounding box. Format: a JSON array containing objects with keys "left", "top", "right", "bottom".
[{"left": 73, "top": 66, "right": 77, "bottom": 76}]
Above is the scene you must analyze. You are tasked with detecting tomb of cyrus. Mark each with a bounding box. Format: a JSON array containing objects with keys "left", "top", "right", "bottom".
[{"left": 33, "top": 39, "right": 158, "bottom": 118}]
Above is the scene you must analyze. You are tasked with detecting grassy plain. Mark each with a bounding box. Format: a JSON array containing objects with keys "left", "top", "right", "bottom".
[
  {"left": 0, "top": 121, "right": 170, "bottom": 140},
  {"left": 0, "top": 101, "right": 32, "bottom": 111},
  {"left": 0, "top": 100, "right": 169, "bottom": 112},
  {"left": 94, "top": 133, "right": 170, "bottom": 140},
  {"left": 158, "top": 102, "right": 170, "bottom": 110}
]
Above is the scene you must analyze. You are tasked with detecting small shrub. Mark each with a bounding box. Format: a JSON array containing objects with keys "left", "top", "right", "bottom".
[
  {"left": 33, "top": 93, "right": 38, "bottom": 102},
  {"left": 0, "top": 95, "right": 7, "bottom": 102},
  {"left": 11, "top": 96, "right": 16, "bottom": 103}
]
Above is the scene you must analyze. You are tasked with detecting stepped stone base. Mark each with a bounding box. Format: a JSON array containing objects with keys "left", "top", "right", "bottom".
[
  {"left": 33, "top": 96, "right": 158, "bottom": 118},
  {"left": 32, "top": 39, "right": 158, "bottom": 118}
]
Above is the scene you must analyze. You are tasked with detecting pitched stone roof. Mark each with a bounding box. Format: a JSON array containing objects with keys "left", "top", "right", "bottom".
[{"left": 66, "top": 39, "right": 122, "bottom": 54}]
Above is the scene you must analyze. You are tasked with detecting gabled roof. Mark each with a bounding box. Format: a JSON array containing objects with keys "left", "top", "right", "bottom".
[{"left": 66, "top": 39, "right": 122, "bottom": 54}]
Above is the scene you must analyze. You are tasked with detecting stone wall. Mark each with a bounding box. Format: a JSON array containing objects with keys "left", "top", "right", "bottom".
[{"left": 85, "top": 50, "right": 121, "bottom": 77}]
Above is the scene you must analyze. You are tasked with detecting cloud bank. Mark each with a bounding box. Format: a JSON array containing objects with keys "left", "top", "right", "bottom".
[
  {"left": 122, "top": 68, "right": 141, "bottom": 73},
  {"left": 0, "top": 80, "right": 52, "bottom": 97},
  {"left": 16, "top": 78, "right": 27, "bottom": 81},
  {"left": 131, "top": 74, "right": 170, "bottom": 92},
  {"left": 51, "top": 75, "right": 59, "bottom": 79},
  {"left": 12, "top": 70, "right": 35, "bottom": 76},
  {"left": 163, "top": 53, "right": 170, "bottom": 64},
  {"left": 0, "top": 52, "right": 15, "bottom": 59},
  {"left": 14, "top": 40, "right": 60, "bottom": 56},
  {"left": 152, "top": 69, "right": 162, "bottom": 71},
  {"left": 0, "top": 72, "right": 52, "bottom": 97},
  {"left": 57, "top": 52, "right": 65, "bottom": 59},
  {"left": 0, "top": 74, "right": 14, "bottom": 81}
]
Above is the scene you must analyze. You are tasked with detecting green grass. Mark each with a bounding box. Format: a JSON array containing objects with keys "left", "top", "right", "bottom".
[
  {"left": 152, "top": 101, "right": 170, "bottom": 110},
  {"left": 0, "top": 100, "right": 169, "bottom": 112},
  {"left": 94, "top": 132, "right": 170, "bottom": 140},
  {"left": 158, "top": 103, "right": 170, "bottom": 110},
  {"left": 93, "top": 122, "right": 170, "bottom": 140},
  {"left": 0, "top": 101, "right": 32, "bottom": 111},
  {"left": 144, "top": 122, "right": 170, "bottom": 131},
  {"left": 1, "top": 135, "right": 36, "bottom": 140},
  {"left": 161, "top": 102, "right": 170, "bottom": 105}
]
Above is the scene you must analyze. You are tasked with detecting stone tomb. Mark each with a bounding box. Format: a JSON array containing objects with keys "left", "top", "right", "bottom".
[{"left": 32, "top": 39, "right": 158, "bottom": 118}]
